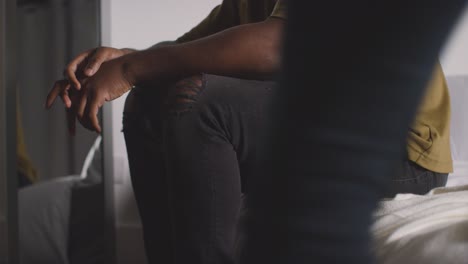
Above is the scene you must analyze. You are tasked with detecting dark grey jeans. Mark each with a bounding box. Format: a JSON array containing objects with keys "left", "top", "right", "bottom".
[
  {"left": 122, "top": 74, "right": 448, "bottom": 263},
  {"left": 386, "top": 160, "right": 448, "bottom": 197},
  {"left": 123, "top": 74, "right": 275, "bottom": 264}
]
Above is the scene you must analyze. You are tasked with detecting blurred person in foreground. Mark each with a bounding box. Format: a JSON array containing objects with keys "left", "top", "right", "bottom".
[{"left": 245, "top": 1, "right": 466, "bottom": 263}]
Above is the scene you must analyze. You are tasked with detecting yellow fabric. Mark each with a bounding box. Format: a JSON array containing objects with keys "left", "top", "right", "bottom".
[
  {"left": 17, "top": 97, "right": 38, "bottom": 183},
  {"left": 177, "top": 0, "right": 284, "bottom": 43},
  {"left": 407, "top": 64, "right": 453, "bottom": 173},
  {"left": 177, "top": 0, "right": 452, "bottom": 173}
]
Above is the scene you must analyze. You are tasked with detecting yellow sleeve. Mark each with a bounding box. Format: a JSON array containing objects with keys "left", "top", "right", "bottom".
[
  {"left": 270, "top": 0, "right": 286, "bottom": 19},
  {"left": 177, "top": 0, "right": 240, "bottom": 43},
  {"left": 17, "top": 97, "right": 38, "bottom": 183}
]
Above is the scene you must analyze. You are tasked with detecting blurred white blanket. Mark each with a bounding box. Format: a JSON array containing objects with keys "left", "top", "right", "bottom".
[{"left": 372, "top": 185, "right": 468, "bottom": 264}]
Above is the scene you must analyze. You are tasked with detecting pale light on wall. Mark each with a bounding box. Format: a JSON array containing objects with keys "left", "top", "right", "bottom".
[{"left": 441, "top": 7, "right": 468, "bottom": 76}]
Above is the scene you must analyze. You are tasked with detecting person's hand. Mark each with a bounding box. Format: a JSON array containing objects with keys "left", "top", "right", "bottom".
[
  {"left": 63, "top": 46, "right": 134, "bottom": 90},
  {"left": 71, "top": 57, "right": 134, "bottom": 133},
  {"left": 46, "top": 47, "right": 135, "bottom": 135}
]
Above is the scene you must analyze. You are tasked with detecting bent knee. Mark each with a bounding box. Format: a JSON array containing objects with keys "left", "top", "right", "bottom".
[
  {"left": 123, "top": 74, "right": 205, "bottom": 118},
  {"left": 122, "top": 89, "right": 158, "bottom": 134},
  {"left": 165, "top": 74, "right": 204, "bottom": 114},
  {"left": 123, "top": 89, "right": 141, "bottom": 113}
]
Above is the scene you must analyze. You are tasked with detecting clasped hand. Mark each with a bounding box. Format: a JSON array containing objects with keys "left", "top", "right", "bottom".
[{"left": 45, "top": 47, "right": 134, "bottom": 134}]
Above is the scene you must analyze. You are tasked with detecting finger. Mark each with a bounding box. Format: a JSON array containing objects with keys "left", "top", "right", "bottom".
[
  {"left": 78, "top": 93, "right": 92, "bottom": 131},
  {"left": 81, "top": 90, "right": 101, "bottom": 133},
  {"left": 77, "top": 90, "right": 88, "bottom": 119},
  {"left": 84, "top": 48, "right": 106, "bottom": 76},
  {"left": 66, "top": 107, "right": 76, "bottom": 136},
  {"left": 88, "top": 98, "right": 102, "bottom": 133},
  {"left": 46, "top": 80, "right": 68, "bottom": 109},
  {"left": 60, "top": 84, "right": 72, "bottom": 108},
  {"left": 64, "top": 50, "right": 92, "bottom": 89},
  {"left": 69, "top": 88, "right": 81, "bottom": 109}
]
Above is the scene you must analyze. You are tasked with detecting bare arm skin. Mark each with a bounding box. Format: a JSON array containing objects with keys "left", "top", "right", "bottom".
[
  {"left": 125, "top": 17, "right": 284, "bottom": 85},
  {"left": 46, "top": 17, "right": 284, "bottom": 133}
]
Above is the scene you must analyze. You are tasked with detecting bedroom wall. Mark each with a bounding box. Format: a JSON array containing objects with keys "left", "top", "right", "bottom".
[
  {"left": 101, "top": 1, "right": 220, "bottom": 263},
  {"left": 440, "top": 9, "right": 468, "bottom": 186},
  {"left": 440, "top": 9, "right": 468, "bottom": 76},
  {"left": 101, "top": 3, "right": 468, "bottom": 263}
]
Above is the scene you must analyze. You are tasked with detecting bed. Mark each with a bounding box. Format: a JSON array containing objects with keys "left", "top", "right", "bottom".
[
  {"left": 18, "top": 136, "right": 104, "bottom": 264},
  {"left": 373, "top": 184, "right": 468, "bottom": 264},
  {"left": 372, "top": 75, "right": 468, "bottom": 263}
]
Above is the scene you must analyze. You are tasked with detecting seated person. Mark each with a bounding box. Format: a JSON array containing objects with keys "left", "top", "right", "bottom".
[{"left": 45, "top": 0, "right": 452, "bottom": 262}]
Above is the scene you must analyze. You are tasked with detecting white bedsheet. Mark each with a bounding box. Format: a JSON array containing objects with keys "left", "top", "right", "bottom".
[{"left": 372, "top": 185, "right": 468, "bottom": 264}]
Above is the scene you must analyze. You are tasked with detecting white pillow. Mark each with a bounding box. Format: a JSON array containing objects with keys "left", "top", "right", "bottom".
[{"left": 79, "top": 136, "right": 102, "bottom": 182}]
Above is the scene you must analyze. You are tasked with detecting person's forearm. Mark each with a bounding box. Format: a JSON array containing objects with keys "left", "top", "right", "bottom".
[
  {"left": 123, "top": 18, "right": 284, "bottom": 87},
  {"left": 121, "top": 40, "right": 178, "bottom": 55}
]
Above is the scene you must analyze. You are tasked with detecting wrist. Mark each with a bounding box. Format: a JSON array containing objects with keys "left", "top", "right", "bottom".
[
  {"left": 120, "top": 48, "right": 137, "bottom": 55},
  {"left": 120, "top": 46, "right": 183, "bottom": 88},
  {"left": 120, "top": 52, "right": 139, "bottom": 87}
]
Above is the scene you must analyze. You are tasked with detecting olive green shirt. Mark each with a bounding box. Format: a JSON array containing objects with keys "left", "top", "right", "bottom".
[
  {"left": 177, "top": 0, "right": 285, "bottom": 43},
  {"left": 408, "top": 64, "right": 453, "bottom": 173},
  {"left": 17, "top": 96, "right": 38, "bottom": 182}
]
